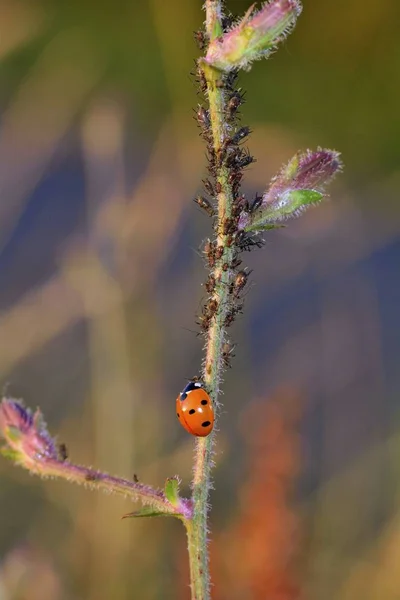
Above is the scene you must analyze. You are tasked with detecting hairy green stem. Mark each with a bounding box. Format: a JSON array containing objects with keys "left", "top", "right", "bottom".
[
  {"left": 21, "top": 456, "right": 175, "bottom": 514},
  {"left": 188, "top": 3, "right": 237, "bottom": 599}
]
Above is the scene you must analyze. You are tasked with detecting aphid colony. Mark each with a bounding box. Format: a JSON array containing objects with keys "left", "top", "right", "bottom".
[
  {"left": 177, "top": 22, "right": 264, "bottom": 438},
  {"left": 192, "top": 56, "right": 262, "bottom": 341}
]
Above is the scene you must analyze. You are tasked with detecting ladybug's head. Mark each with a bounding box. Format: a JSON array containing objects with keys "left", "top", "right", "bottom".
[{"left": 180, "top": 380, "right": 203, "bottom": 400}]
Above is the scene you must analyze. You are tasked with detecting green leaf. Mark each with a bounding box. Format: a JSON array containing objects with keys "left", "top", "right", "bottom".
[
  {"left": 164, "top": 477, "right": 180, "bottom": 507},
  {"left": 0, "top": 446, "right": 21, "bottom": 462},
  {"left": 245, "top": 189, "right": 324, "bottom": 231},
  {"left": 122, "top": 506, "right": 180, "bottom": 519}
]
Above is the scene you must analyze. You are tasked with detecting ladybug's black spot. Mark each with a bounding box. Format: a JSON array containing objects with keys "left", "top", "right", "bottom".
[
  {"left": 202, "top": 421, "right": 211, "bottom": 428},
  {"left": 201, "top": 399, "right": 208, "bottom": 405},
  {"left": 189, "top": 409, "right": 196, "bottom": 415},
  {"left": 177, "top": 413, "right": 180, "bottom": 418}
]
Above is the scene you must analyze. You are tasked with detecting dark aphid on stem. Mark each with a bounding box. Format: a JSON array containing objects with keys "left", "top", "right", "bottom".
[
  {"left": 222, "top": 216, "right": 238, "bottom": 235},
  {"left": 222, "top": 341, "right": 236, "bottom": 368},
  {"left": 133, "top": 473, "right": 139, "bottom": 483},
  {"left": 194, "top": 195, "right": 215, "bottom": 217},
  {"left": 217, "top": 144, "right": 228, "bottom": 166},
  {"left": 215, "top": 245, "right": 224, "bottom": 260},
  {"left": 226, "top": 146, "right": 243, "bottom": 168},
  {"left": 226, "top": 91, "right": 243, "bottom": 121},
  {"left": 194, "top": 29, "right": 206, "bottom": 50},
  {"left": 231, "top": 269, "right": 252, "bottom": 297},
  {"left": 58, "top": 443, "right": 68, "bottom": 461},
  {"left": 232, "top": 195, "right": 247, "bottom": 217},
  {"left": 250, "top": 194, "right": 263, "bottom": 212},
  {"left": 225, "top": 301, "right": 245, "bottom": 326},
  {"left": 221, "top": 13, "right": 235, "bottom": 32},
  {"left": 224, "top": 310, "right": 236, "bottom": 327},
  {"left": 235, "top": 149, "right": 256, "bottom": 169},
  {"left": 207, "top": 150, "right": 217, "bottom": 176},
  {"left": 215, "top": 181, "right": 222, "bottom": 194},
  {"left": 204, "top": 274, "right": 216, "bottom": 294},
  {"left": 228, "top": 170, "right": 243, "bottom": 197},
  {"left": 196, "top": 106, "right": 211, "bottom": 132},
  {"left": 204, "top": 298, "right": 218, "bottom": 318},
  {"left": 196, "top": 65, "right": 207, "bottom": 94},
  {"left": 204, "top": 238, "right": 216, "bottom": 267},
  {"left": 230, "top": 126, "right": 251, "bottom": 146},
  {"left": 231, "top": 255, "right": 243, "bottom": 269},
  {"left": 225, "top": 69, "right": 239, "bottom": 92},
  {"left": 197, "top": 312, "right": 212, "bottom": 333},
  {"left": 203, "top": 178, "right": 215, "bottom": 196},
  {"left": 236, "top": 231, "right": 264, "bottom": 252}
]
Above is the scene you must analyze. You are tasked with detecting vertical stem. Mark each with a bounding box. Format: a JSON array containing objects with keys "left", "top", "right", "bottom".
[{"left": 188, "top": 2, "right": 237, "bottom": 599}]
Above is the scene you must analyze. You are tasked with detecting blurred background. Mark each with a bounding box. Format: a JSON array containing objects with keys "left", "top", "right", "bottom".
[{"left": 0, "top": 0, "right": 399, "bottom": 598}]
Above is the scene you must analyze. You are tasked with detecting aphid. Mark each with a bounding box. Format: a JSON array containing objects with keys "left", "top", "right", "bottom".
[
  {"left": 225, "top": 69, "right": 239, "bottom": 91},
  {"left": 196, "top": 106, "right": 211, "bottom": 131},
  {"left": 215, "top": 181, "right": 222, "bottom": 194},
  {"left": 226, "top": 147, "right": 242, "bottom": 168},
  {"left": 58, "top": 443, "right": 68, "bottom": 461},
  {"left": 222, "top": 342, "right": 236, "bottom": 368},
  {"left": 250, "top": 194, "right": 263, "bottom": 212},
  {"left": 176, "top": 381, "right": 214, "bottom": 437},
  {"left": 133, "top": 473, "right": 139, "bottom": 483},
  {"left": 235, "top": 151, "right": 256, "bottom": 169},
  {"left": 228, "top": 170, "right": 243, "bottom": 186},
  {"left": 236, "top": 231, "right": 264, "bottom": 252},
  {"left": 204, "top": 238, "right": 216, "bottom": 267},
  {"left": 207, "top": 149, "right": 217, "bottom": 175},
  {"left": 215, "top": 245, "right": 224, "bottom": 260},
  {"left": 194, "top": 30, "right": 206, "bottom": 50},
  {"left": 222, "top": 216, "right": 238, "bottom": 235},
  {"left": 230, "top": 126, "right": 251, "bottom": 146},
  {"left": 217, "top": 144, "right": 228, "bottom": 166},
  {"left": 224, "top": 310, "right": 235, "bottom": 327},
  {"left": 197, "top": 67, "right": 207, "bottom": 93},
  {"left": 231, "top": 256, "right": 243, "bottom": 269},
  {"left": 232, "top": 269, "right": 252, "bottom": 297},
  {"left": 221, "top": 14, "right": 235, "bottom": 32},
  {"left": 194, "top": 195, "right": 215, "bottom": 217},
  {"left": 226, "top": 91, "right": 243, "bottom": 120},
  {"left": 204, "top": 274, "right": 216, "bottom": 293},
  {"left": 203, "top": 179, "right": 215, "bottom": 196},
  {"left": 204, "top": 298, "right": 218, "bottom": 318},
  {"left": 197, "top": 313, "right": 211, "bottom": 333}
]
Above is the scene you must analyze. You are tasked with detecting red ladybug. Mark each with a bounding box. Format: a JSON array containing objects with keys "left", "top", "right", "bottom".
[{"left": 176, "top": 381, "right": 214, "bottom": 437}]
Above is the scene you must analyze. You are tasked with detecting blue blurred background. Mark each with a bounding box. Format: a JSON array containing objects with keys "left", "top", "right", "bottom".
[{"left": 0, "top": 0, "right": 399, "bottom": 598}]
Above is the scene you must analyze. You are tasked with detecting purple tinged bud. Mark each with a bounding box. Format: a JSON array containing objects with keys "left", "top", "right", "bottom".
[
  {"left": 269, "top": 148, "right": 343, "bottom": 195},
  {"left": 204, "top": 0, "right": 302, "bottom": 72},
  {"left": 0, "top": 398, "right": 58, "bottom": 467},
  {"left": 240, "top": 148, "right": 343, "bottom": 230}
]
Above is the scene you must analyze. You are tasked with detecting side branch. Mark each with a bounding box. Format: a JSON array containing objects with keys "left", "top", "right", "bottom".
[{"left": 0, "top": 397, "right": 179, "bottom": 515}]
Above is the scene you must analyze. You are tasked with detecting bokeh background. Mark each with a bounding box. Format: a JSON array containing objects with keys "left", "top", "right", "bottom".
[{"left": 0, "top": 0, "right": 399, "bottom": 598}]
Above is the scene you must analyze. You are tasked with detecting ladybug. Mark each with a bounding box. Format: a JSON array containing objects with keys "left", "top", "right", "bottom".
[{"left": 176, "top": 381, "right": 214, "bottom": 437}]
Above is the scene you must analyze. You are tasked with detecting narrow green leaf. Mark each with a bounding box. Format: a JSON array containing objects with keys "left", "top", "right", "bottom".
[
  {"left": 245, "top": 189, "right": 323, "bottom": 231},
  {"left": 164, "top": 477, "right": 180, "bottom": 507},
  {"left": 122, "top": 506, "right": 180, "bottom": 519}
]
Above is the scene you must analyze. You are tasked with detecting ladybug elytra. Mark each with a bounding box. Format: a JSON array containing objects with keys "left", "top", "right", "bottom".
[{"left": 176, "top": 381, "right": 214, "bottom": 437}]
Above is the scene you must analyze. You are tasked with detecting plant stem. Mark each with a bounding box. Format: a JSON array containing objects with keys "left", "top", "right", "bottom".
[
  {"left": 25, "top": 457, "right": 175, "bottom": 514},
  {"left": 188, "top": 2, "right": 237, "bottom": 598}
]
